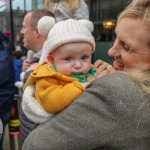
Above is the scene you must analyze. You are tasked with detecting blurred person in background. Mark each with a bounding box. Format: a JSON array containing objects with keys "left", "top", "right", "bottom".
[
  {"left": 13, "top": 51, "right": 23, "bottom": 95},
  {"left": 0, "top": 31, "right": 15, "bottom": 150},
  {"left": 15, "top": 34, "right": 28, "bottom": 60},
  {"left": 20, "top": 9, "right": 55, "bottom": 143},
  {"left": 44, "top": 0, "right": 89, "bottom": 22},
  {"left": 20, "top": 9, "right": 55, "bottom": 77}
]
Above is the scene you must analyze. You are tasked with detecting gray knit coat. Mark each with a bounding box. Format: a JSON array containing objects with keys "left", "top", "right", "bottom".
[
  {"left": 22, "top": 72, "right": 150, "bottom": 150},
  {"left": 50, "top": 0, "right": 89, "bottom": 22}
]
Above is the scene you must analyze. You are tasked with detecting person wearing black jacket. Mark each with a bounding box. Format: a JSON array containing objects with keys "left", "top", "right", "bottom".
[{"left": 0, "top": 31, "right": 15, "bottom": 150}]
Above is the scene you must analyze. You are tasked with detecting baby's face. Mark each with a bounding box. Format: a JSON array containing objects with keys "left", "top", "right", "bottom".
[{"left": 50, "top": 42, "right": 93, "bottom": 76}]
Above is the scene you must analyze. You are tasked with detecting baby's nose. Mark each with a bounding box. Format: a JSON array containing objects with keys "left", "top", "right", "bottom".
[{"left": 73, "top": 61, "right": 82, "bottom": 69}]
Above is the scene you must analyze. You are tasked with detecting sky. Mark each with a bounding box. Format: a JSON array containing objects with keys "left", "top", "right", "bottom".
[
  {"left": 0, "top": 0, "right": 31, "bottom": 11},
  {"left": 12, "top": 0, "right": 31, "bottom": 10}
]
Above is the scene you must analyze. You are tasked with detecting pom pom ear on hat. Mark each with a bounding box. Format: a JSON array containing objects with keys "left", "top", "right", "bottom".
[
  {"left": 78, "top": 20, "right": 94, "bottom": 33},
  {"left": 37, "top": 16, "right": 55, "bottom": 36}
]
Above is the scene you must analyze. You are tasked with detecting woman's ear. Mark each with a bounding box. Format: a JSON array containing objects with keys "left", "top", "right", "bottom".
[{"left": 47, "top": 55, "right": 54, "bottom": 64}]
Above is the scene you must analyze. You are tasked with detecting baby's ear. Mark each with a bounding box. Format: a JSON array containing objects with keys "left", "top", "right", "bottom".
[{"left": 47, "top": 55, "right": 54, "bottom": 64}]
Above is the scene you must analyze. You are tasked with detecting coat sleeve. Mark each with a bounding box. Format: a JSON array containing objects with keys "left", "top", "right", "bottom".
[
  {"left": 0, "top": 59, "right": 14, "bottom": 112},
  {"left": 22, "top": 73, "right": 150, "bottom": 150}
]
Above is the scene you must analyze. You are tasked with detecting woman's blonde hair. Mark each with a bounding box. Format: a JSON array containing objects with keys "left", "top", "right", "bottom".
[
  {"left": 44, "top": 0, "right": 81, "bottom": 11},
  {"left": 117, "top": 0, "right": 150, "bottom": 24},
  {"left": 117, "top": 0, "right": 150, "bottom": 93}
]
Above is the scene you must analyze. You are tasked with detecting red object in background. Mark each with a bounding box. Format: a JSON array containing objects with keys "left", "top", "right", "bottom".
[
  {"left": 5, "top": 31, "right": 11, "bottom": 36},
  {"left": 11, "top": 105, "right": 16, "bottom": 117}
]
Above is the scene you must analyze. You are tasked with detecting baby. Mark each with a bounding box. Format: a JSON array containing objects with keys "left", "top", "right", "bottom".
[{"left": 22, "top": 17, "right": 97, "bottom": 123}]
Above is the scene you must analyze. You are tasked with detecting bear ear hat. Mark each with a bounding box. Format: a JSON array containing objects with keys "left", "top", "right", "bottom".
[
  {"left": 37, "top": 16, "right": 55, "bottom": 36},
  {"left": 78, "top": 19, "right": 94, "bottom": 33}
]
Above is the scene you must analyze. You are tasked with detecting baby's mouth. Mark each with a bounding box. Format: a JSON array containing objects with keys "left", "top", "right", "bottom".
[{"left": 72, "top": 72, "right": 82, "bottom": 75}]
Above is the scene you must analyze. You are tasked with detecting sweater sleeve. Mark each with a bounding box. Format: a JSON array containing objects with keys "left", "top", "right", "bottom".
[{"left": 35, "top": 77, "right": 85, "bottom": 113}]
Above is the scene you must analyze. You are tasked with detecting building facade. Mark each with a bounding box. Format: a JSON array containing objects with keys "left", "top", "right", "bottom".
[{"left": 0, "top": 0, "right": 131, "bottom": 63}]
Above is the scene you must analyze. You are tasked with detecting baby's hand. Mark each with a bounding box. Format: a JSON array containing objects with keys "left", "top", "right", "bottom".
[{"left": 93, "top": 59, "right": 115, "bottom": 78}]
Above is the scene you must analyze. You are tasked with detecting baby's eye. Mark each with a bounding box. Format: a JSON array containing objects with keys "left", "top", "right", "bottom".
[
  {"left": 65, "top": 57, "right": 71, "bottom": 61},
  {"left": 81, "top": 56, "right": 88, "bottom": 60}
]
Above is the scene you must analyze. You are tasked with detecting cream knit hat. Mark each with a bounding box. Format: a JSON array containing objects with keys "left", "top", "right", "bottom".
[{"left": 38, "top": 16, "right": 95, "bottom": 64}]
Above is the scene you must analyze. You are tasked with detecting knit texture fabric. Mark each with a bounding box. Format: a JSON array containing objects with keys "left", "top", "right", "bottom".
[
  {"left": 38, "top": 18, "right": 95, "bottom": 63},
  {"left": 23, "top": 62, "right": 85, "bottom": 113},
  {"left": 50, "top": 0, "right": 89, "bottom": 22},
  {"left": 22, "top": 72, "right": 150, "bottom": 150}
]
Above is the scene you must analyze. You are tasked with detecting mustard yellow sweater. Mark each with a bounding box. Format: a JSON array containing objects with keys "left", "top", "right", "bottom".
[{"left": 24, "top": 62, "right": 85, "bottom": 113}]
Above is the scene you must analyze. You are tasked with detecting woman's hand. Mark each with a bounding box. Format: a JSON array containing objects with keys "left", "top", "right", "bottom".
[
  {"left": 22, "top": 59, "right": 31, "bottom": 72},
  {"left": 93, "top": 59, "right": 115, "bottom": 78},
  {"left": 22, "top": 58, "right": 39, "bottom": 72},
  {"left": 26, "top": 63, "right": 39, "bottom": 72},
  {"left": 81, "top": 82, "right": 90, "bottom": 88}
]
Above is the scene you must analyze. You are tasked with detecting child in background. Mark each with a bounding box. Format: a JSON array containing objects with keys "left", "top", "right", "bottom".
[
  {"left": 14, "top": 50, "right": 35, "bottom": 93},
  {"left": 22, "top": 17, "right": 98, "bottom": 123},
  {"left": 13, "top": 50, "right": 23, "bottom": 94},
  {"left": 44, "top": 0, "right": 89, "bottom": 22}
]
